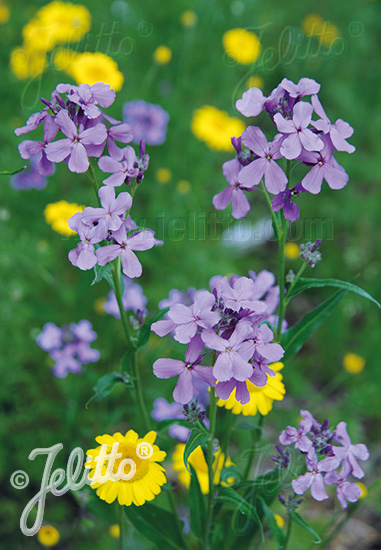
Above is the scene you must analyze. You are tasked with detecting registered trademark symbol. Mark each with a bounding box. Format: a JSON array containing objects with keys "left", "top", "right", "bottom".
[{"left": 348, "top": 21, "right": 364, "bottom": 38}]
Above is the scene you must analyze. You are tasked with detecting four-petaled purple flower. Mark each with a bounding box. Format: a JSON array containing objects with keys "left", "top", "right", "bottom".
[
  {"left": 271, "top": 183, "right": 306, "bottom": 221},
  {"left": 98, "top": 145, "right": 139, "bottom": 186},
  {"left": 279, "top": 409, "right": 318, "bottom": 452},
  {"left": 322, "top": 422, "right": 370, "bottom": 479},
  {"left": 213, "top": 159, "right": 252, "bottom": 220},
  {"left": 292, "top": 448, "right": 330, "bottom": 501},
  {"left": 311, "top": 95, "right": 355, "bottom": 154}
]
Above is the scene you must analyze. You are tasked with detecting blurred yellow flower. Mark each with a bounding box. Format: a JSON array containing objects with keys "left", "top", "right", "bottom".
[
  {"left": 176, "top": 180, "right": 191, "bottom": 194},
  {"left": 23, "top": 1, "right": 90, "bottom": 51},
  {"left": 284, "top": 242, "right": 300, "bottom": 260},
  {"left": 109, "top": 524, "right": 120, "bottom": 538},
  {"left": 94, "top": 297, "right": 107, "bottom": 315},
  {"left": 223, "top": 28, "right": 261, "bottom": 65},
  {"left": 44, "top": 201, "right": 84, "bottom": 236},
  {"left": 0, "top": 4, "right": 10, "bottom": 24},
  {"left": 356, "top": 482, "right": 368, "bottom": 499},
  {"left": 320, "top": 22, "right": 339, "bottom": 46},
  {"left": 53, "top": 47, "right": 78, "bottom": 71},
  {"left": 302, "top": 14, "right": 324, "bottom": 37},
  {"left": 191, "top": 105, "right": 245, "bottom": 152},
  {"left": 10, "top": 46, "right": 47, "bottom": 79},
  {"left": 156, "top": 167, "right": 172, "bottom": 184},
  {"left": 172, "top": 443, "right": 233, "bottom": 494},
  {"left": 37, "top": 525, "right": 60, "bottom": 547},
  {"left": 68, "top": 52, "right": 124, "bottom": 91},
  {"left": 180, "top": 10, "right": 197, "bottom": 27},
  {"left": 343, "top": 353, "right": 365, "bottom": 374},
  {"left": 274, "top": 514, "right": 285, "bottom": 528},
  {"left": 217, "top": 362, "right": 286, "bottom": 416},
  {"left": 154, "top": 45, "right": 172, "bottom": 65},
  {"left": 247, "top": 75, "right": 264, "bottom": 89},
  {"left": 86, "top": 430, "right": 167, "bottom": 506}
]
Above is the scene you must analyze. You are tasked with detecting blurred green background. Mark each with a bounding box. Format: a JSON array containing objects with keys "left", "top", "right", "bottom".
[{"left": 1, "top": 0, "right": 380, "bottom": 548}]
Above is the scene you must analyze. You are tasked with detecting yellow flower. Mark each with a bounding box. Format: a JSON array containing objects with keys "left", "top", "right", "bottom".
[
  {"left": 86, "top": 430, "right": 167, "bottom": 506},
  {"left": 0, "top": 4, "right": 10, "bottom": 24},
  {"left": 94, "top": 297, "right": 107, "bottom": 315},
  {"left": 343, "top": 353, "right": 365, "bottom": 374},
  {"left": 53, "top": 47, "right": 78, "bottom": 71},
  {"left": 246, "top": 76, "right": 264, "bottom": 90},
  {"left": 320, "top": 23, "right": 339, "bottom": 46},
  {"left": 274, "top": 514, "right": 285, "bottom": 528},
  {"left": 217, "top": 362, "right": 286, "bottom": 416},
  {"left": 37, "top": 525, "right": 60, "bottom": 547},
  {"left": 109, "top": 524, "right": 120, "bottom": 538},
  {"left": 191, "top": 105, "right": 245, "bottom": 152},
  {"left": 302, "top": 14, "right": 324, "bottom": 37},
  {"left": 68, "top": 52, "right": 124, "bottom": 91},
  {"left": 10, "top": 46, "right": 47, "bottom": 79},
  {"left": 223, "top": 28, "right": 261, "bottom": 65},
  {"left": 156, "top": 168, "right": 172, "bottom": 184},
  {"left": 22, "top": 21, "right": 58, "bottom": 52},
  {"left": 28, "top": 1, "right": 90, "bottom": 49},
  {"left": 284, "top": 242, "right": 300, "bottom": 260},
  {"left": 176, "top": 180, "right": 191, "bottom": 194},
  {"left": 172, "top": 444, "right": 233, "bottom": 494},
  {"left": 44, "top": 201, "right": 84, "bottom": 236},
  {"left": 180, "top": 10, "right": 197, "bottom": 27},
  {"left": 154, "top": 45, "right": 172, "bottom": 65},
  {"left": 356, "top": 482, "right": 368, "bottom": 499}
]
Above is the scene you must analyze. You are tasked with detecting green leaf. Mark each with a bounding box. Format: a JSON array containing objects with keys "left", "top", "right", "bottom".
[
  {"left": 0, "top": 166, "right": 26, "bottom": 175},
  {"left": 85, "top": 372, "right": 123, "bottom": 408},
  {"left": 288, "top": 277, "right": 380, "bottom": 308},
  {"left": 183, "top": 429, "right": 209, "bottom": 472},
  {"left": 281, "top": 289, "right": 347, "bottom": 362},
  {"left": 289, "top": 511, "right": 321, "bottom": 544},
  {"left": 189, "top": 464, "right": 206, "bottom": 539},
  {"left": 92, "top": 263, "right": 114, "bottom": 288},
  {"left": 258, "top": 496, "right": 285, "bottom": 547},
  {"left": 137, "top": 307, "right": 169, "bottom": 348},
  {"left": 124, "top": 503, "right": 184, "bottom": 549},
  {"left": 215, "top": 487, "right": 264, "bottom": 541}
]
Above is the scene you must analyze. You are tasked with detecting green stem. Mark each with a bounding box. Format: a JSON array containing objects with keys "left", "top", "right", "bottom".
[
  {"left": 118, "top": 505, "right": 129, "bottom": 550},
  {"left": 276, "top": 160, "right": 291, "bottom": 341},
  {"left": 242, "top": 414, "right": 264, "bottom": 481},
  {"left": 130, "top": 348, "right": 151, "bottom": 432},
  {"left": 285, "top": 262, "right": 308, "bottom": 305},
  {"left": 283, "top": 515, "right": 293, "bottom": 550},
  {"left": 166, "top": 489, "right": 189, "bottom": 549},
  {"left": 203, "top": 386, "right": 218, "bottom": 549},
  {"left": 261, "top": 180, "right": 281, "bottom": 240},
  {"left": 220, "top": 411, "right": 235, "bottom": 471},
  {"left": 87, "top": 160, "right": 101, "bottom": 206}
]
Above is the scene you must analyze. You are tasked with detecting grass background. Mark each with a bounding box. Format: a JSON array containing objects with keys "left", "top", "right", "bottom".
[{"left": 0, "top": 0, "right": 380, "bottom": 548}]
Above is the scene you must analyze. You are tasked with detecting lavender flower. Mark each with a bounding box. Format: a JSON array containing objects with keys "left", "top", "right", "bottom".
[
  {"left": 300, "top": 239, "right": 322, "bottom": 268},
  {"left": 98, "top": 146, "right": 139, "bottom": 186},
  {"left": 151, "top": 398, "right": 190, "bottom": 442},
  {"left": 11, "top": 156, "right": 48, "bottom": 191},
  {"left": 271, "top": 183, "right": 306, "bottom": 222},
  {"left": 213, "top": 159, "right": 252, "bottom": 220},
  {"left": 123, "top": 100, "right": 170, "bottom": 145},
  {"left": 322, "top": 422, "right": 370, "bottom": 479},
  {"left": 292, "top": 448, "right": 330, "bottom": 501},
  {"left": 104, "top": 276, "right": 147, "bottom": 318},
  {"left": 311, "top": 94, "right": 355, "bottom": 154}
]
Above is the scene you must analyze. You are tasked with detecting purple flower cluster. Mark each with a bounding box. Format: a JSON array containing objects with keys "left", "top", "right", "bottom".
[
  {"left": 123, "top": 100, "right": 170, "bottom": 146},
  {"left": 151, "top": 270, "right": 284, "bottom": 404},
  {"left": 214, "top": 78, "right": 355, "bottom": 221},
  {"left": 36, "top": 320, "right": 100, "bottom": 378},
  {"left": 15, "top": 83, "right": 135, "bottom": 175},
  {"left": 276, "top": 410, "right": 369, "bottom": 510}
]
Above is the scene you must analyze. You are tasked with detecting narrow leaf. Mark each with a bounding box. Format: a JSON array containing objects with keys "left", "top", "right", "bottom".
[
  {"left": 189, "top": 464, "right": 206, "bottom": 539},
  {"left": 281, "top": 289, "right": 347, "bottom": 362},
  {"left": 124, "top": 503, "right": 184, "bottom": 549},
  {"left": 289, "top": 511, "right": 321, "bottom": 543},
  {"left": 85, "top": 372, "right": 123, "bottom": 408},
  {"left": 183, "top": 429, "right": 209, "bottom": 472},
  {"left": 288, "top": 277, "right": 380, "bottom": 308},
  {"left": 258, "top": 496, "right": 285, "bottom": 547},
  {"left": 0, "top": 166, "right": 26, "bottom": 175},
  {"left": 215, "top": 487, "right": 264, "bottom": 540}
]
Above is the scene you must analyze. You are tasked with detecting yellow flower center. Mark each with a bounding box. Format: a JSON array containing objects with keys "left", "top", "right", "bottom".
[{"left": 112, "top": 444, "right": 149, "bottom": 482}]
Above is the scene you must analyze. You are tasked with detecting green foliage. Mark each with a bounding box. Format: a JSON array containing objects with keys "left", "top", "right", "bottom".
[{"left": 288, "top": 277, "right": 380, "bottom": 307}]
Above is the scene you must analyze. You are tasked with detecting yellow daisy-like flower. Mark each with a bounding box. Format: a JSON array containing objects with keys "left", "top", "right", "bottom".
[
  {"left": 284, "top": 242, "right": 300, "bottom": 260},
  {"left": 247, "top": 75, "right": 264, "bottom": 90},
  {"left": 223, "top": 28, "right": 261, "bottom": 65},
  {"left": 0, "top": 4, "right": 10, "bottom": 25},
  {"left": 343, "top": 353, "right": 365, "bottom": 374},
  {"left": 37, "top": 525, "right": 60, "bottom": 547},
  {"left": 154, "top": 45, "right": 172, "bottom": 65},
  {"left": 172, "top": 444, "right": 233, "bottom": 494},
  {"left": 32, "top": 1, "right": 90, "bottom": 47},
  {"left": 302, "top": 14, "right": 324, "bottom": 37},
  {"left": 217, "top": 362, "right": 286, "bottom": 416},
  {"left": 156, "top": 167, "right": 172, "bottom": 184},
  {"left": 53, "top": 47, "right": 79, "bottom": 71},
  {"left": 180, "top": 10, "right": 197, "bottom": 27},
  {"left": 10, "top": 46, "right": 47, "bottom": 79},
  {"left": 109, "top": 524, "right": 120, "bottom": 538},
  {"left": 67, "top": 52, "right": 124, "bottom": 91},
  {"left": 191, "top": 105, "right": 245, "bottom": 152},
  {"left": 44, "top": 201, "right": 84, "bottom": 236},
  {"left": 86, "top": 430, "right": 167, "bottom": 506}
]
